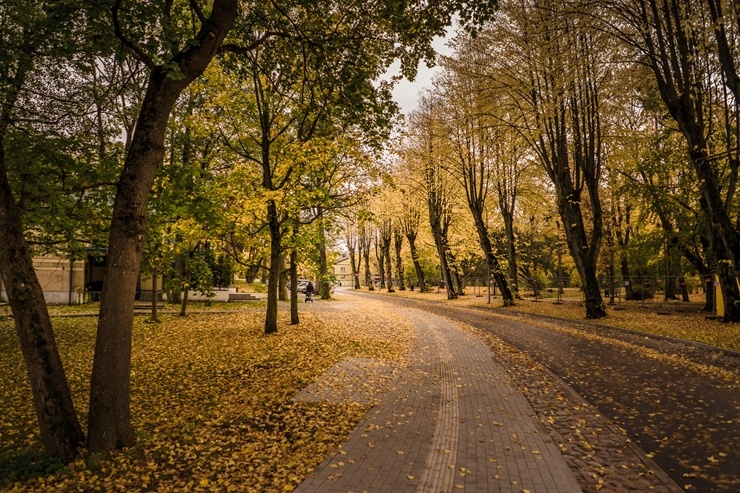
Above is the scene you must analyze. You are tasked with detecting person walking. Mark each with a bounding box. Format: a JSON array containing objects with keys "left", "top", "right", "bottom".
[{"left": 305, "top": 281, "right": 315, "bottom": 303}]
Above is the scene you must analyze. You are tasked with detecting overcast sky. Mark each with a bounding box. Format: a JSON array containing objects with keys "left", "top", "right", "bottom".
[{"left": 390, "top": 33, "right": 454, "bottom": 115}]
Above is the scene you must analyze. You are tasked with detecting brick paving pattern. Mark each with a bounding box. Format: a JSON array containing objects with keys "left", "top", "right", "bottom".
[{"left": 295, "top": 309, "right": 582, "bottom": 493}]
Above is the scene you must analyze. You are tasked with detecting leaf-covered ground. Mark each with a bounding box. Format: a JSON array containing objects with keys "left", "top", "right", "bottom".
[
  {"left": 0, "top": 300, "right": 414, "bottom": 492},
  {"left": 374, "top": 288, "right": 740, "bottom": 351}
]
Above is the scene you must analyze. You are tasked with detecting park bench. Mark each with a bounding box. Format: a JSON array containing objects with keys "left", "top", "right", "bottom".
[
  {"left": 134, "top": 302, "right": 164, "bottom": 310},
  {"left": 139, "top": 291, "right": 164, "bottom": 302},
  {"left": 228, "top": 292, "right": 259, "bottom": 302}
]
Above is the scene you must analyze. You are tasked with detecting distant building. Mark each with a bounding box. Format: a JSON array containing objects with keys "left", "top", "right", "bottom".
[
  {"left": 0, "top": 253, "right": 105, "bottom": 305},
  {"left": 333, "top": 254, "right": 354, "bottom": 287},
  {"left": 332, "top": 254, "right": 380, "bottom": 288}
]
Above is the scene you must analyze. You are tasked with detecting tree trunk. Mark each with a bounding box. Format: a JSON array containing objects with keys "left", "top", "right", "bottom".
[
  {"left": 393, "top": 229, "right": 406, "bottom": 290},
  {"left": 406, "top": 233, "right": 426, "bottom": 292},
  {"left": 503, "top": 211, "right": 519, "bottom": 298},
  {"left": 520, "top": 265, "right": 540, "bottom": 298},
  {"left": 703, "top": 275, "right": 715, "bottom": 312},
  {"left": 348, "top": 245, "right": 360, "bottom": 289},
  {"left": 150, "top": 271, "right": 159, "bottom": 322},
  {"left": 278, "top": 254, "right": 287, "bottom": 301},
  {"left": 444, "top": 239, "right": 464, "bottom": 296},
  {"left": 471, "top": 211, "right": 514, "bottom": 305},
  {"left": 375, "top": 239, "right": 385, "bottom": 290},
  {"left": 289, "top": 249, "right": 299, "bottom": 325},
  {"left": 560, "top": 197, "right": 606, "bottom": 319},
  {"left": 317, "top": 208, "right": 331, "bottom": 300},
  {"left": 430, "top": 222, "right": 456, "bottom": 299},
  {"left": 607, "top": 258, "right": 615, "bottom": 305},
  {"left": 678, "top": 277, "right": 690, "bottom": 303},
  {"left": 87, "top": 0, "right": 237, "bottom": 456},
  {"left": 615, "top": 201, "right": 634, "bottom": 300},
  {"left": 380, "top": 222, "right": 394, "bottom": 292},
  {"left": 384, "top": 245, "right": 394, "bottom": 292},
  {"left": 169, "top": 253, "right": 184, "bottom": 304},
  {"left": 582, "top": 269, "right": 605, "bottom": 319},
  {"left": 89, "top": 74, "right": 182, "bottom": 455},
  {"left": 179, "top": 285, "right": 189, "bottom": 317},
  {"left": 621, "top": 256, "right": 635, "bottom": 300},
  {"left": 0, "top": 157, "right": 85, "bottom": 462},
  {"left": 265, "top": 200, "right": 281, "bottom": 334},
  {"left": 363, "top": 245, "right": 373, "bottom": 290}
]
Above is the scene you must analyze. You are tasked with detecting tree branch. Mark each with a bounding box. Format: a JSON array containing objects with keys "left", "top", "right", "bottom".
[
  {"left": 111, "top": 0, "right": 156, "bottom": 70},
  {"left": 189, "top": 0, "right": 206, "bottom": 25}
]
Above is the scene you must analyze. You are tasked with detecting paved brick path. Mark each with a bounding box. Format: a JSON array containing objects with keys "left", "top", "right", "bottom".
[{"left": 295, "top": 308, "right": 582, "bottom": 493}]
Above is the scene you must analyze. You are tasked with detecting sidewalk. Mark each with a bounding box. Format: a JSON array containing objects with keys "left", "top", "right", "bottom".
[{"left": 294, "top": 308, "right": 582, "bottom": 493}]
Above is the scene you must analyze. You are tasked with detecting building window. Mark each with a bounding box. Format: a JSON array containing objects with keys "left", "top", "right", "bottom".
[{"left": 340, "top": 267, "right": 346, "bottom": 272}]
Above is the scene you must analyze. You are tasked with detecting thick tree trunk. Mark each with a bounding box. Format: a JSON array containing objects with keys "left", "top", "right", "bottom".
[
  {"left": 582, "top": 269, "right": 605, "bottom": 319},
  {"left": 88, "top": 1, "right": 237, "bottom": 456},
  {"left": 89, "top": 74, "right": 182, "bottom": 456},
  {"left": 406, "top": 233, "right": 426, "bottom": 292},
  {"left": 621, "top": 256, "right": 635, "bottom": 300},
  {"left": 0, "top": 158, "right": 85, "bottom": 462},
  {"left": 430, "top": 222, "right": 456, "bottom": 299},
  {"left": 560, "top": 199, "right": 606, "bottom": 319},
  {"left": 265, "top": 200, "right": 281, "bottom": 334},
  {"left": 444, "top": 239, "right": 464, "bottom": 296}
]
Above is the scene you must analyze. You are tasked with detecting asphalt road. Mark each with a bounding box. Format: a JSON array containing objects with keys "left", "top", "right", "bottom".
[{"left": 348, "top": 292, "right": 740, "bottom": 493}]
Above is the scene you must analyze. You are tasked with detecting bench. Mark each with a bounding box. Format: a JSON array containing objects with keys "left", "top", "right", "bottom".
[
  {"left": 139, "top": 291, "right": 165, "bottom": 302},
  {"left": 134, "top": 302, "right": 164, "bottom": 310},
  {"left": 228, "top": 293, "right": 259, "bottom": 301}
]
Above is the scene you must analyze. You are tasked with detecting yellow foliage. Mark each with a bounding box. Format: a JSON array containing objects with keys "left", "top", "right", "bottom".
[{"left": 0, "top": 299, "right": 414, "bottom": 492}]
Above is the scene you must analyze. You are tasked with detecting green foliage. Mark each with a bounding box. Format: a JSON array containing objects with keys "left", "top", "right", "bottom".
[
  {"left": 318, "top": 272, "right": 337, "bottom": 297},
  {"left": 210, "top": 255, "right": 234, "bottom": 289},
  {"left": 0, "top": 0, "right": 127, "bottom": 259}
]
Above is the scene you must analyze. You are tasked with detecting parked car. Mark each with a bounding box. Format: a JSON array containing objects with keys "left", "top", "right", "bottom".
[{"left": 287, "top": 279, "right": 311, "bottom": 293}]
